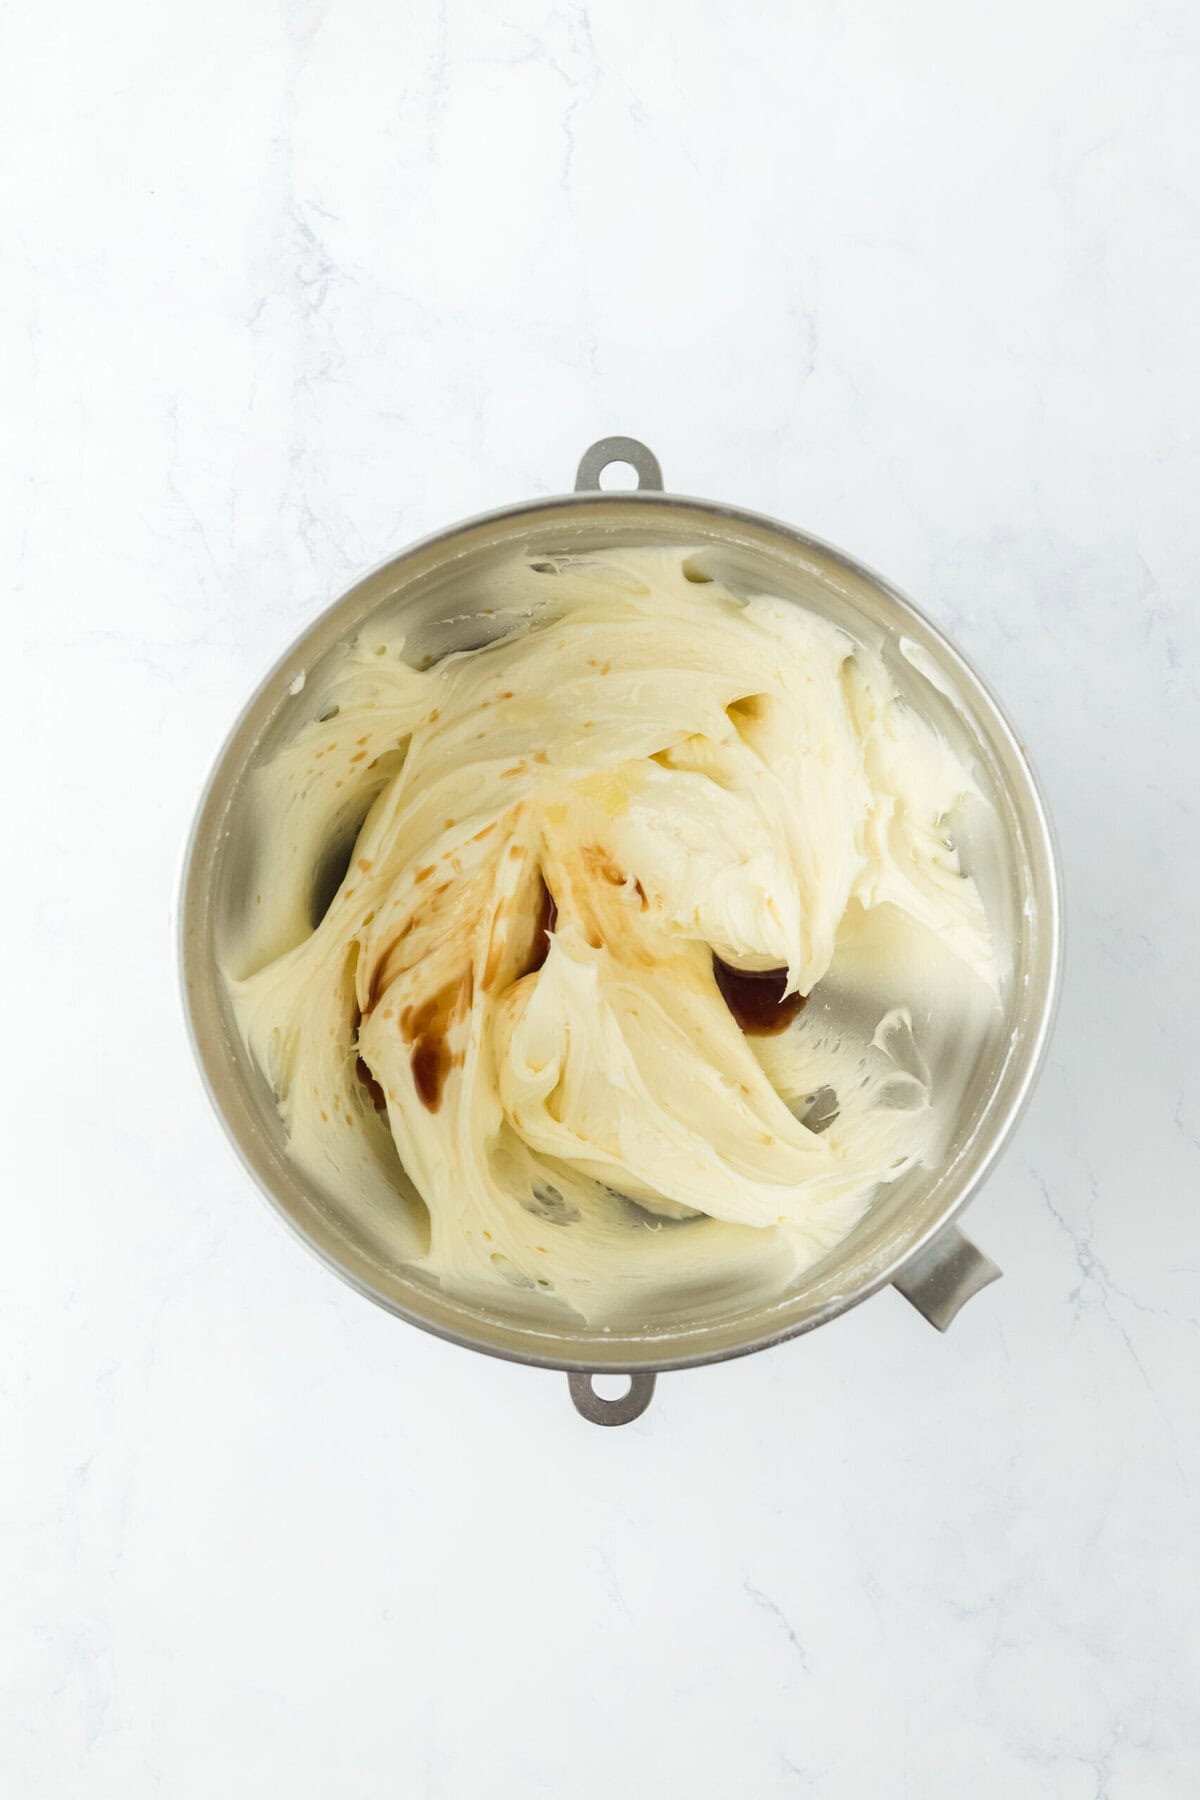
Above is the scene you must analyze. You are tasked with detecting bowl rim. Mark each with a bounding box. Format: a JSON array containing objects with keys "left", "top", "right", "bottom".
[{"left": 178, "top": 487, "right": 1064, "bottom": 1373}]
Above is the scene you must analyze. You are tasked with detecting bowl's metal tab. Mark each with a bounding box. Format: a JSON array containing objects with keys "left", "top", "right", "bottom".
[
  {"left": 574, "top": 435, "right": 664, "bottom": 493},
  {"left": 567, "top": 1372, "right": 657, "bottom": 1427},
  {"left": 893, "top": 1226, "right": 1002, "bottom": 1331}
]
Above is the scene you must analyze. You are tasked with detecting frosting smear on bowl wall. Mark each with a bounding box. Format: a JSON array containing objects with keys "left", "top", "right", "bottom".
[{"left": 225, "top": 547, "right": 1002, "bottom": 1325}]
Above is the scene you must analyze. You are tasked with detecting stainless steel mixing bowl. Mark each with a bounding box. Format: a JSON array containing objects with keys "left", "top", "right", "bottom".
[{"left": 179, "top": 437, "right": 1062, "bottom": 1426}]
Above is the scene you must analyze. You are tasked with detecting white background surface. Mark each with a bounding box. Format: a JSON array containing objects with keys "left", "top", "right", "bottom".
[{"left": 4, "top": 2, "right": 1199, "bottom": 1795}]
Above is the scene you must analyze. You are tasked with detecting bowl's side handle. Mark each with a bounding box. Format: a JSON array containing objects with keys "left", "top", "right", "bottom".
[
  {"left": 567, "top": 1371, "right": 658, "bottom": 1426},
  {"left": 575, "top": 436, "right": 664, "bottom": 494},
  {"left": 893, "top": 1226, "right": 1001, "bottom": 1331}
]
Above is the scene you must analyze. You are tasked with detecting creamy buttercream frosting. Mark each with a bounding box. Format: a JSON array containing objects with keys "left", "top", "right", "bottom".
[{"left": 226, "top": 547, "right": 1000, "bottom": 1324}]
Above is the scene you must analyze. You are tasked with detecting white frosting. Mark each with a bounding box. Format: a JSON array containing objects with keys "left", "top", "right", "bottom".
[{"left": 226, "top": 547, "right": 1000, "bottom": 1324}]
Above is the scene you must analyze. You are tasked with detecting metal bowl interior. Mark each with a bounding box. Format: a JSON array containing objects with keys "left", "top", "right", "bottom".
[{"left": 179, "top": 492, "right": 1061, "bottom": 1373}]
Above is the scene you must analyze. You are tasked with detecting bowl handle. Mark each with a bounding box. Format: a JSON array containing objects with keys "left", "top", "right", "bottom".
[
  {"left": 575, "top": 436, "right": 664, "bottom": 494},
  {"left": 567, "top": 1371, "right": 657, "bottom": 1426},
  {"left": 893, "top": 1225, "right": 1001, "bottom": 1330}
]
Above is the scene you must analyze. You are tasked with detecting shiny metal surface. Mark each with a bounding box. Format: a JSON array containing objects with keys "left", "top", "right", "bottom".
[
  {"left": 567, "top": 1372, "right": 658, "bottom": 1427},
  {"left": 892, "top": 1226, "right": 1002, "bottom": 1331},
  {"left": 574, "top": 435, "right": 664, "bottom": 494},
  {"left": 179, "top": 438, "right": 1063, "bottom": 1423}
]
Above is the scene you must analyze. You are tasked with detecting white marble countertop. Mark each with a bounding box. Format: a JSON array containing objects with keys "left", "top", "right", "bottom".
[{"left": 4, "top": 1, "right": 1198, "bottom": 1794}]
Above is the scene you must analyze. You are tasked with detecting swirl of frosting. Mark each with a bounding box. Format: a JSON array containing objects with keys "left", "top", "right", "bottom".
[{"left": 228, "top": 547, "right": 998, "bottom": 1323}]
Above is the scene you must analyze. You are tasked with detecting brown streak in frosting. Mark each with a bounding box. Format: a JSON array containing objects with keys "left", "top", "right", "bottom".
[
  {"left": 411, "top": 1042, "right": 449, "bottom": 1110},
  {"left": 350, "top": 1000, "right": 388, "bottom": 1109},
  {"left": 355, "top": 1056, "right": 387, "bottom": 1110},
  {"left": 582, "top": 844, "right": 625, "bottom": 886},
  {"left": 399, "top": 973, "right": 472, "bottom": 1112},
  {"left": 712, "top": 956, "right": 807, "bottom": 1036},
  {"left": 364, "top": 920, "right": 415, "bottom": 1014},
  {"left": 483, "top": 860, "right": 558, "bottom": 992},
  {"left": 525, "top": 877, "right": 558, "bottom": 976}
]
